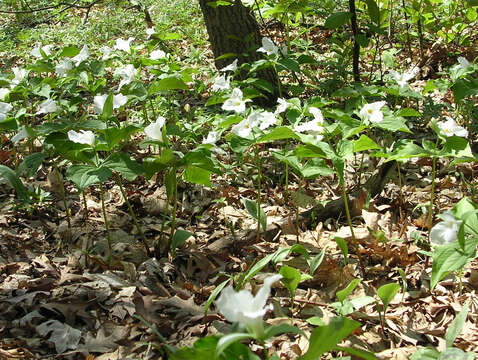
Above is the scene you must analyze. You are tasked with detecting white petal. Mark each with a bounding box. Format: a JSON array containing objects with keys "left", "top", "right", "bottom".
[
  {"left": 93, "top": 94, "right": 108, "bottom": 114},
  {"left": 251, "top": 274, "right": 282, "bottom": 311},
  {"left": 113, "top": 94, "right": 128, "bottom": 109}
]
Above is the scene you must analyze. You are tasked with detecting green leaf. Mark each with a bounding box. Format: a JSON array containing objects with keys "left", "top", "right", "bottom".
[
  {"left": 299, "top": 317, "right": 360, "bottom": 360},
  {"left": 454, "top": 198, "right": 478, "bottom": 237},
  {"left": 445, "top": 300, "right": 469, "bottom": 348},
  {"left": 376, "top": 117, "right": 411, "bottom": 132},
  {"left": 277, "top": 57, "right": 300, "bottom": 73},
  {"left": 242, "top": 197, "right": 267, "bottom": 232},
  {"left": 66, "top": 165, "right": 112, "bottom": 191},
  {"left": 59, "top": 46, "right": 80, "bottom": 57},
  {"left": 103, "top": 124, "right": 141, "bottom": 150},
  {"left": 334, "top": 346, "right": 377, "bottom": 360},
  {"left": 288, "top": 244, "right": 310, "bottom": 260},
  {"left": 0, "top": 165, "right": 30, "bottom": 201},
  {"left": 264, "top": 324, "right": 306, "bottom": 339},
  {"left": 395, "top": 108, "right": 422, "bottom": 117},
  {"left": 241, "top": 252, "right": 276, "bottom": 286},
  {"left": 410, "top": 347, "right": 440, "bottom": 360},
  {"left": 353, "top": 135, "right": 380, "bottom": 152},
  {"left": 257, "top": 126, "right": 300, "bottom": 143},
  {"left": 102, "top": 93, "right": 114, "bottom": 119},
  {"left": 103, "top": 153, "right": 144, "bottom": 181},
  {"left": 336, "top": 279, "right": 361, "bottom": 302},
  {"left": 183, "top": 165, "right": 211, "bottom": 187},
  {"left": 335, "top": 237, "right": 349, "bottom": 264},
  {"left": 430, "top": 241, "right": 477, "bottom": 290},
  {"left": 149, "top": 76, "right": 188, "bottom": 94},
  {"left": 17, "top": 152, "right": 47, "bottom": 178},
  {"left": 324, "top": 12, "right": 352, "bottom": 29},
  {"left": 377, "top": 283, "right": 400, "bottom": 310},
  {"left": 365, "top": 0, "right": 380, "bottom": 24},
  {"left": 215, "top": 333, "right": 253, "bottom": 358},
  {"left": 280, "top": 265, "right": 302, "bottom": 298},
  {"left": 309, "top": 246, "right": 328, "bottom": 275},
  {"left": 203, "top": 279, "right": 230, "bottom": 314},
  {"left": 171, "top": 229, "right": 194, "bottom": 253}
]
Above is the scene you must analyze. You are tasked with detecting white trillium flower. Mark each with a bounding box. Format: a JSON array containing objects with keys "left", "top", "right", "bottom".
[
  {"left": 12, "top": 126, "right": 28, "bottom": 145},
  {"left": 389, "top": 67, "right": 419, "bottom": 87},
  {"left": 211, "top": 75, "right": 231, "bottom": 92},
  {"left": 430, "top": 211, "right": 462, "bottom": 245},
  {"left": 222, "top": 88, "right": 251, "bottom": 113},
  {"left": 67, "top": 130, "right": 95, "bottom": 147},
  {"left": 114, "top": 37, "right": 134, "bottom": 53},
  {"left": 93, "top": 94, "right": 128, "bottom": 114},
  {"left": 309, "top": 107, "right": 324, "bottom": 124},
  {"left": 72, "top": 45, "right": 89, "bottom": 66},
  {"left": 55, "top": 59, "right": 73, "bottom": 77},
  {"left": 457, "top": 57, "right": 470, "bottom": 70},
  {"left": 150, "top": 49, "right": 167, "bottom": 60},
  {"left": 36, "top": 99, "right": 60, "bottom": 115},
  {"left": 146, "top": 27, "right": 156, "bottom": 39},
  {"left": 437, "top": 117, "right": 468, "bottom": 138},
  {"left": 144, "top": 116, "right": 166, "bottom": 140},
  {"left": 257, "top": 37, "right": 279, "bottom": 56},
  {"left": 216, "top": 274, "right": 282, "bottom": 337},
  {"left": 360, "top": 101, "right": 387, "bottom": 123},
  {"left": 31, "top": 44, "right": 53, "bottom": 58},
  {"left": 241, "top": 0, "right": 255, "bottom": 6},
  {"left": 220, "top": 59, "right": 238, "bottom": 72},
  {"left": 203, "top": 131, "right": 218, "bottom": 145},
  {"left": 275, "top": 98, "right": 290, "bottom": 115},
  {"left": 231, "top": 112, "right": 263, "bottom": 138},
  {"left": 258, "top": 111, "right": 277, "bottom": 130},
  {"left": 11, "top": 67, "right": 28, "bottom": 87},
  {"left": 0, "top": 102, "right": 13, "bottom": 121},
  {"left": 115, "top": 64, "right": 136, "bottom": 91},
  {"left": 0, "top": 88, "right": 9, "bottom": 101},
  {"left": 100, "top": 46, "right": 113, "bottom": 60}
]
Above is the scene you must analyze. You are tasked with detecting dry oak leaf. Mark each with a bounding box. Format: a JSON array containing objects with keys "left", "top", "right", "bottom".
[{"left": 36, "top": 320, "right": 81, "bottom": 353}]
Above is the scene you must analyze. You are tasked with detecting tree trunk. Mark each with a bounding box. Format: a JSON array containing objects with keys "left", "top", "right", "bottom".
[{"left": 198, "top": 0, "right": 278, "bottom": 102}]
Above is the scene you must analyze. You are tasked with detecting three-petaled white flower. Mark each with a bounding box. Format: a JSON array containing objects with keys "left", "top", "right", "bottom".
[
  {"left": 72, "top": 45, "right": 89, "bottom": 66},
  {"left": 220, "top": 59, "right": 238, "bottom": 73},
  {"left": 115, "top": 64, "right": 136, "bottom": 91},
  {"left": 457, "top": 57, "right": 470, "bottom": 70},
  {"left": 150, "top": 49, "right": 167, "bottom": 60},
  {"left": 389, "top": 67, "right": 419, "bottom": 88},
  {"left": 216, "top": 274, "right": 282, "bottom": 337},
  {"left": 0, "top": 88, "right": 9, "bottom": 101},
  {"left": 294, "top": 107, "right": 325, "bottom": 140},
  {"left": 100, "top": 46, "right": 113, "bottom": 60},
  {"left": 146, "top": 27, "right": 156, "bottom": 39},
  {"left": 430, "top": 211, "right": 462, "bottom": 245},
  {"left": 203, "top": 131, "right": 218, "bottom": 145},
  {"left": 68, "top": 130, "right": 95, "bottom": 147},
  {"left": 93, "top": 94, "right": 128, "bottom": 114},
  {"left": 437, "top": 117, "right": 468, "bottom": 138},
  {"left": 31, "top": 44, "right": 53, "bottom": 59},
  {"left": 55, "top": 59, "right": 73, "bottom": 77},
  {"left": 211, "top": 75, "right": 231, "bottom": 92},
  {"left": 11, "top": 67, "right": 28, "bottom": 87},
  {"left": 114, "top": 37, "right": 134, "bottom": 53},
  {"left": 360, "top": 101, "right": 387, "bottom": 124},
  {"left": 0, "top": 102, "right": 13, "bottom": 121},
  {"left": 275, "top": 98, "right": 289, "bottom": 115},
  {"left": 36, "top": 99, "right": 60, "bottom": 115},
  {"left": 232, "top": 114, "right": 259, "bottom": 138},
  {"left": 257, "top": 37, "right": 279, "bottom": 56},
  {"left": 144, "top": 116, "right": 166, "bottom": 141},
  {"left": 258, "top": 111, "right": 278, "bottom": 130},
  {"left": 222, "top": 88, "right": 251, "bottom": 113}
]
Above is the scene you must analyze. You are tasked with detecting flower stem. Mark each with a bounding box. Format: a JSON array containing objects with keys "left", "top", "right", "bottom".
[
  {"left": 99, "top": 182, "right": 112, "bottom": 263},
  {"left": 54, "top": 163, "right": 72, "bottom": 242},
  {"left": 115, "top": 172, "right": 152, "bottom": 257},
  {"left": 168, "top": 168, "right": 178, "bottom": 255},
  {"left": 255, "top": 145, "right": 262, "bottom": 242}
]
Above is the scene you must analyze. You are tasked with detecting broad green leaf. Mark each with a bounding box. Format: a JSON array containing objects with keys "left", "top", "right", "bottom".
[
  {"left": 277, "top": 57, "right": 300, "bottom": 73},
  {"left": 264, "top": 324, "right": 306, "bottom": 339},
  {"left": 242, "top": 197, "right": 267, "bottom": 232},
  {"left": 17, "top": 152, "right": 47, "bottom": 178},
  {"left": 306, "top": 316, "right": 325, "bottom": 326},
  {"left": 102, "top": 93, "right": 114, "bottom": 119},
  {"left": 103, "top": 153, "right": 144, "bottom": 181},
  {"left": 215, "top": 333, "right": 253, "bottom": 358},
  {"left": 336, "top": 279, "right": 361, "bottom": 302},
  {"left": 353, "top": 135, "right": 380, "bottom": 152},
  {"left": 376, "top": 117, "right": 410, "bottom": 133},
  {"left": 241, "top": 252, "right": 276, "bottom": 285},
  {"left": 299, "top": 317, "right": 361, "bottom": 360},
  {"left": 335, "top": 237, "right": 349, "bottom": 264},
  {"left": 396, "top": 108, "right": 422, "bottom": 117},
  {"left": 365, "top": 0, "right": 380, "bottom": 24},
  {"left": 445, "top": 300, "right": 469, "bottom": 348},
  {"left": 377, "top": 283, "right": 400, "bottom": 310},
  {"left": 149, "top": 76, "right": 188, "bottom": 94},
  {"left": 288, "top": 244, "right": 310, "bottom": 260},
  {"left": 452, "top": 78, "right": 478, "bottom": 102},
  {"left": 66, "top": 165, "right": 112, "bottom": 191},
  {"left": 257, "top": 126, "right": 300, "bottom": 143},
  {"left": 334, "top": 346, "right": 376, "bottom": 360},
  {"left": 0, "top": 165, "right": 30, "bottom": 201},
  {"left": 454, "top": 198, "right": 478, "bottom": 237},
  {"left": 280, "top": 265, "right": 302, "bottom": 298},
  {"left": 59, "top": 46, "right": 80, "bottom": 57},
  {"left": 203, "top": 278, "right": 230, "bottom": 314},
  {"left": 324, "top": 12, "right": 352, "bottom": 29},
  {"left": 309, "top": 246, "right": 328, "bottom": 275},
  {"left": 410, "top": 347, "right": 440, "bottom": 360},
  {"left": 171, "top": 229, "right": 194, "bottom": 252},
  {"left": 183, "top": 165, "right": 211, "bottom": 187},
  {"left": 103, "top": 124, "right": 141, "bottom": 150}
]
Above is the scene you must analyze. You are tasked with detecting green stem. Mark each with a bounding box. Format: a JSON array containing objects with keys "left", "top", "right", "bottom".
[
  {"left": 340, "top": 177, "right": 366, "bottom": 277},
  {"left": 54, "top": 163, "right": 72, "bottom": 242},
  {"left": 296, "top": 176, "right": 302, "bottom": 243},
  {"left": 99, "top": 182, "right": 112, "bottom": 263},
  {"left": 255, "top": 145, "right": 262, "bottom": 242},
  {"left": 428, "top": 156, "right": 437, "bottom": 242},
  {"left": 82, "top": 191, "right": 88, "bottom": 220},
  {"left": 115, "top": 172, "right": 152, "bottom": 257},
  {"left": 168, "top": 168, "right": 178, "bottom": 254}
]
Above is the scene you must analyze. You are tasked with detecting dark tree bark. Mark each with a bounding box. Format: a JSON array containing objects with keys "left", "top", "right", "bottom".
[{"left": 198, "top": 0, "right": 278, "bottom": 102}]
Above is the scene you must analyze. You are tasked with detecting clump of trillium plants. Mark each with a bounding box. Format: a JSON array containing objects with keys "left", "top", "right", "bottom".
[{"left": 0, "top": 6, "right": 478, "bottom": 356}]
